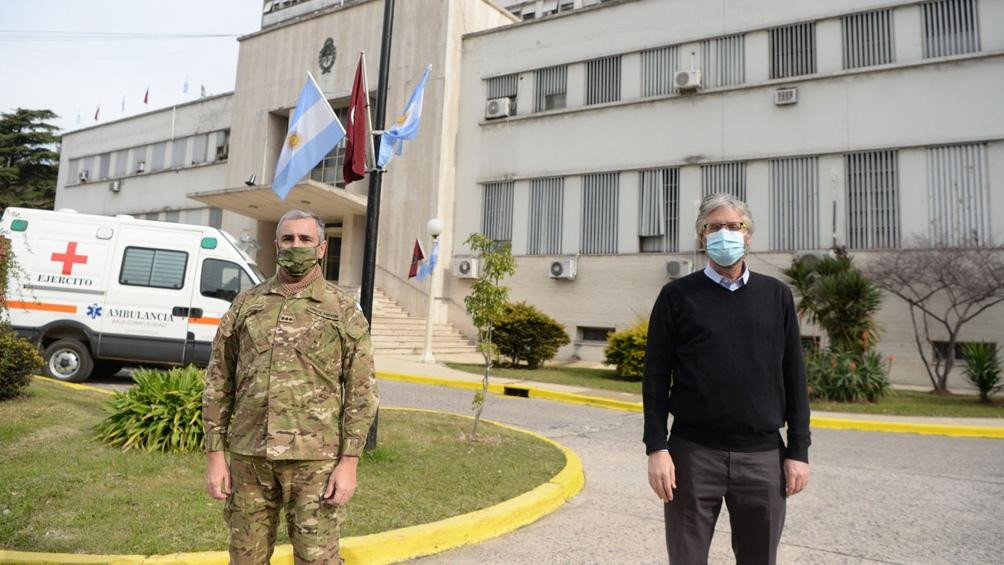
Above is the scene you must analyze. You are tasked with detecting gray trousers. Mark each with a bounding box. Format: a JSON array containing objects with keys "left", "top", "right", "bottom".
[{"left": 664, "top": 436, "right": 786, "bottom": 565}]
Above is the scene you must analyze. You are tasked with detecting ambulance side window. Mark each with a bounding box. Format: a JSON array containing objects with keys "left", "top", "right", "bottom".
[
  {"left": 201, "top": 259, "right": 255, "bottom": 303},
  {"left": 120, "top": 247, "right": 188, "bottom": 289}
]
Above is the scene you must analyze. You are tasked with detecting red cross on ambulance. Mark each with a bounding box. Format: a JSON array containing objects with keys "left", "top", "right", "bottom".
[{"left": 51, "top": 242, "right": 88, "bottom": 275}]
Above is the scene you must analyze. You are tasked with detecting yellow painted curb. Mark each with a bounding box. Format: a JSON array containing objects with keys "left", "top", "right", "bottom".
[
  {"left": 32, "top": 375, "right": 115, "bottom": 395},
  {"left": 0, "top": 399, "right": 583, "bottom": 565},
  {"left": 374, "top": 371, "right": 1004, "bottom": 440}
]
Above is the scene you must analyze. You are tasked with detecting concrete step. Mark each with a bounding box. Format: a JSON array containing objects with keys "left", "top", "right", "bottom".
[{"left": 367, "top": 288, "right": 478, "bottom": 354}]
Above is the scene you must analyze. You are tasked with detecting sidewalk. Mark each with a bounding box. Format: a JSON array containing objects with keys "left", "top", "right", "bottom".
[{"left": 375, "top": 353, "right": 1004, "bottom": 433}]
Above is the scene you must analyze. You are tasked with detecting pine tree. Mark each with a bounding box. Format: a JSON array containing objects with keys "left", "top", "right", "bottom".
[{"left": 0, "top": 108, "right": 61, "bottom": 213}]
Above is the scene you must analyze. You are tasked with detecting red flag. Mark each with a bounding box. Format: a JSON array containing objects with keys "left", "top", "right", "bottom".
[
  {"left": 408, "top": 238, "right": 426, "bottom": 278},
  {"left": 342, "top": 54, "right": 368, "bottom": 185},
  {"left": 93, "top": 106, "right": 100, "bottom": 121},
  {"left": 143, "top": 87, "right": 149, "bottom": 104}
]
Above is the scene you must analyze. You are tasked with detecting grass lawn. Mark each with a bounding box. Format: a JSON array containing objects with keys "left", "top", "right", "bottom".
[
  {"left": 446, "top": 362, "right": 1003, "bottom": 418},
  {"left": 445, "top": 362, "right": 643, "bottom": 395},
  {"left": 0, "top": 380, "right": 564, "bottom": 555}
]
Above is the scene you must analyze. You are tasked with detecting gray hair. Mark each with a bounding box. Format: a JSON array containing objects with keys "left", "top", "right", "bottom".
[
  {"left": 276, "top": 209, "right": 325, "bottom": 241},
  {"left": 694, "top": 193, "right": 755, "bottom": 237}
]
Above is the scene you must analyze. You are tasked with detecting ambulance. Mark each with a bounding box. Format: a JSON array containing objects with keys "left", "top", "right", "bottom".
[{"left": 1, "top": 207, "right": 265, "bottom": 382}]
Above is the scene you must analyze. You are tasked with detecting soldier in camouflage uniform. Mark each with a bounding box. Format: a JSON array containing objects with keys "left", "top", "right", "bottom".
[{"left": 203, "top": 209, "right": 378, "bottom": 565}]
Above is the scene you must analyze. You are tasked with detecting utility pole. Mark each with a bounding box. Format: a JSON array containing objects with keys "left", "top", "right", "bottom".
[{"left": 360, "top": 0, "right": 395, "bottom": 451}]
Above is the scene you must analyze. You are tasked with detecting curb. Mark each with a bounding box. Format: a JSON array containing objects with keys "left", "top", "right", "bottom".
[
  {"left": 375, "top": 371, "right": 1004, "bottom": 440},
  {"left": 4, "top": 380, "right": 585, "bottom": 565}
]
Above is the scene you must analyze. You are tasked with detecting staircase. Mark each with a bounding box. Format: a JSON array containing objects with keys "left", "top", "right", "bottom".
[{"left": 368, "top": 289, "right": 478, "bottom": 356}]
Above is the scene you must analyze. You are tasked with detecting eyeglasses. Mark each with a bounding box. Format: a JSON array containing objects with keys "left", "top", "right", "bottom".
[{"left": 703, "top": 222, "right": 747, "bottom": 232}]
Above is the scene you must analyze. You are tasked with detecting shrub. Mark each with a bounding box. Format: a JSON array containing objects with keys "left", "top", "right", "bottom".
[
  {"left": 0, "top": 324, "right": 44, "bottom": 401},
  {"left": 95, "top": 365, "right": 205, "bottom": 452},
  {"left": 805, "top": 348, "right": 890, "bottom": 402},
  {"left": 961, "top": 342, "right": 1001, "bottom": 403},
  {"left": 494, "top": 301, "right": 570, "bottom": 369},
  {"left": 604, "top": 320, "right": 648, "bottom": 381}
]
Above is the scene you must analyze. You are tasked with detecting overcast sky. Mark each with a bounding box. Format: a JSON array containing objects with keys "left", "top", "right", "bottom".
[{"left": 0, "top": 0, "right": 262, "bottom": 135}]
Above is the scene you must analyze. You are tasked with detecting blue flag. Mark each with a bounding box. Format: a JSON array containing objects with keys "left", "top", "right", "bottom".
[
  {"left": 416, "top": 239, "right": 439, "bottom": 282},
  {"left": 377, "top": 65, "right": 431, "bottom": 168},
  {"left": 272, "top": 72, "right": 346, "bottom": 200}
]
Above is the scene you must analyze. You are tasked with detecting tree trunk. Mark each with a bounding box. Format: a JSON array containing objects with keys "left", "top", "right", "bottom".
[{"left": 471, "top": 326, "right": 493, "bottom": 437}]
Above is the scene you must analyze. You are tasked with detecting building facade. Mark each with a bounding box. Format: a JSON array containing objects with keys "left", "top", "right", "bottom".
[{"left": 54, "top": 0, "right": 1004, "bottom": 389}]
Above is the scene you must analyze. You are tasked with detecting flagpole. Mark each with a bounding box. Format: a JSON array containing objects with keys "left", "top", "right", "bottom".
[
  {"left": 360, "top": 0, "right": 396, "bottom": 451},
  {"left": 360, "top": 51, "right": 377, "bottom": 171}
]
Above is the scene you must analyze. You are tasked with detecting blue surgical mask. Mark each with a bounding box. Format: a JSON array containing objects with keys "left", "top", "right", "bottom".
[{"left": 705, "top": 229, "right": 746, "bottom": 267}]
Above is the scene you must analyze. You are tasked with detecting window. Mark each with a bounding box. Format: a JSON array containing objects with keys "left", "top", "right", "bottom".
[
  {"left": 133, "top": 146, "right": 148, "bottom": 173},
  {"left": 534, "top": 65, "right": 567, "bottom": 112},
  {"left": 67, "top": 158, "right": 79, "bottom": 183},
  {"left": 933, "top": 340, "right": 993, "bottom": 361},
  {"left": 585, "top": 55, "right": 621, "bottom": 105},
  {"left": 922, "top": 0, "right": 980, "bottom": 58},
  {"left": 581, "top": 172, "right": 619, "bottom": 254},
  {"left": 98, "top": 153, "right": 111, "bottom": 179},
  {"left": 842, "top": 9, "right": 895, "bottom": 69},
  {"left": 190, "top": 134, "right": 208, "bottom": 165},
  {"left": 769, "top": 156, "right": 819, "bottom": 251},
  {"left": 579, "top": 327, "right": 614, "bottom": 343},
  {"left": 641, "top": 45, "right": 680, "bottom": 97},
  {"left": 559, "top": 1, "right": 574, "bottom": 11},
  {"left": 846, "top": 150, "right": 899, "bottom": 249},
  {"left": 164, "top": 210, "right": 180, "bottom": 223},
  {"left": 487, "top": 73, "right": 519, "bottom": 115},
  {"left": 927, "top": 143, "right": 990, "bottom": 246},
  {"left": 481, "top": 181, "right": 515, "bottom": 244},
  {"left": 523, "top": 12, "right": 536, "bottom": 20},
  {"left": 120, "top": 247, "right": 188, "bottom": 289},
  {"left": 769, "top": 22, "right": 816, "bottom": 79},
  {"left": 150, "top": 142, "right": 167, "bottom": 171},
  {"left": 213, "top": 130, "right": 230, "bottom": 161},
  {"left": 701, "top": 162, "right": 747, "bottom": 200},
  {"left": 114, "top": 149, "right": 128, "bottom": 177},
  {"left": 171, "top": 137, "right": 188, "bottom": 168},
  {"left": 209, "top": 207, "right": 223, "bottom": 229},
  {"left": 310, "top": 109, "right": 348, "bottom": 186},
  {"left": 639, "top": 168, "right": 680, "bottom": 252},
  {"left": 201, "top": 258, "right": 255, "bottom": 303},
  {"left": 528, "top": 177, "right": 564, "bottom": 255},
  {"left": 702, "top": 34, "right": 745, "bottom": 87}
]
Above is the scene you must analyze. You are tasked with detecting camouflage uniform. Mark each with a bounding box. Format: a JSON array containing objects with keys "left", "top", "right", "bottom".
[{"left": 203, "top": 274, "right": 379, "bottom": 564}]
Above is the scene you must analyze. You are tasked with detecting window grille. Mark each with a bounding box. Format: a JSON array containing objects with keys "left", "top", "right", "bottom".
[
  {"left": 481, "top": 181, "right": 515, "bottom": 244},
  {"left": 769, "top": 157, "right": 819, "bottom": 251},
  {"left": 927, "top": 143, "right": 990, "bottom": 246},
  {"left": 535, "top": 65, "right": 567, "bottom": 111},
  {"left": 641, "top": 45, "right": 680, "bottom": 97},
  {"left": 581, "top": 172, "right": 619, "bottom": 254},
  {"left": 701, "top": 34, "right": 745, "bottom": 88},
  {"left": 701, "top": 162, "right": 747, "bottom": 201},
  {"left": 639, "top": 168, "right": 680, "bottom": 252},
  {"left": 528, "top": 177, "right": 564, "bottom": 255},
  {"left": 585, "top": 55, "right": 621, "bottom": 105},
  {"left": 487, "top": 73, "right": 519, "bottom": 114},
  {"left": 190, "top": 134, "right": 208, "bottom": 165},
  {"left": 842, "top": 9, "right": 895, "bottom": 69},
  {"left": 846, "top": 150, "right": 900, "bottom": 249},
  {"left": 769, "top": 22, "right": 816, "bottom": 79},
  {"left": 922, "top": 0, "right": 980, "bottom": 58}
]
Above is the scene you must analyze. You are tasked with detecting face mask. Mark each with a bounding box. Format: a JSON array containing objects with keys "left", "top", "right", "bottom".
[
  {"left": 277, "top": 245, "right": 319, "bottom": 277},
  {"left": 705, "top": 229, "right": 746, "bottom": 267}
]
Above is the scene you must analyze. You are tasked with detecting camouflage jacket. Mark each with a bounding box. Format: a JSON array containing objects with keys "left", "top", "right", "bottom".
[{"left": 202, "top": 275, "right": 378, "bottom": 460}]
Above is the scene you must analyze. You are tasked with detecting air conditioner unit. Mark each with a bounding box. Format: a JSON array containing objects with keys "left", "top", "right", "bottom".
[
  {"left": 136, "top": 160, "right": 146, "bottom": 173},
  {"left": 666, "top": 259, "right": 693, "bottom": 278},
  {"left": 774, "top": 87, "right": 798, "bottom": 106},
  {"left": 78, "top": 170, "right": 89, "bottom": 183},
  {"left": 549, "top": 257, "right": 577, "bottom": 280},
  {"left": 485, "top": 97, "right": 513, "bottom": 120},
  {"left": 108, "top": 180, "right": 121, "bottom": 193},
  {"left": 674, "top": 69, "right": 702, "bottom": 91},
  {"left": 453, "top": 257, "right": 480, "bottom": 279}
]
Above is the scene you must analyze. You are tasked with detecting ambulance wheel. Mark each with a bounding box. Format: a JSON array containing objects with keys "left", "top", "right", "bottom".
[{"left": 43, "top": 339, "right": 94, "bottom": 383}]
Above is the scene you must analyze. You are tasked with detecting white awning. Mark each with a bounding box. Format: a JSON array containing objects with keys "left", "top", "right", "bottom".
[{"left": 188, "top": 179, "right": 367, "bottom": 222}]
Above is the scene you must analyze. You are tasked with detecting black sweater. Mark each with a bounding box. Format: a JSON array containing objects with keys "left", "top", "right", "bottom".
[{"left": 642, "top": 270, "right": 811, "bottom": 462}]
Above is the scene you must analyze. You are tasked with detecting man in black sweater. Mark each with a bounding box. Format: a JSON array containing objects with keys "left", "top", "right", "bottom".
[{"left": 643, "top": 193, "right": 810, "bottom": 565}]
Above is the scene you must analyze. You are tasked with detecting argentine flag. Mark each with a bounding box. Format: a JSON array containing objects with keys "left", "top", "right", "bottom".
[
  {"left": 377, "top": 65, "right": 431, "bottom": 168},
  {"left": 273, "top": 72, "right": 346, "bottom": 201}
]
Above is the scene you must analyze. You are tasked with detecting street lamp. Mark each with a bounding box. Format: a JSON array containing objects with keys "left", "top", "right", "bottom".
[{"left": 420, "top": 218, "right": 443, "bottom": 364}]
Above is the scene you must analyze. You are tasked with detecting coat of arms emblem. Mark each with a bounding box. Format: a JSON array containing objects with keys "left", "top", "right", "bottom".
[{"left": 319, "top": 38, "right": 336, "bottom": 74}]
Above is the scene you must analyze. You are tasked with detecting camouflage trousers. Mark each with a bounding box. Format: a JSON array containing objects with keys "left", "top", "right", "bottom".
[{"left": 225, "top": 453, "right": 344, "bottom": 565}]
